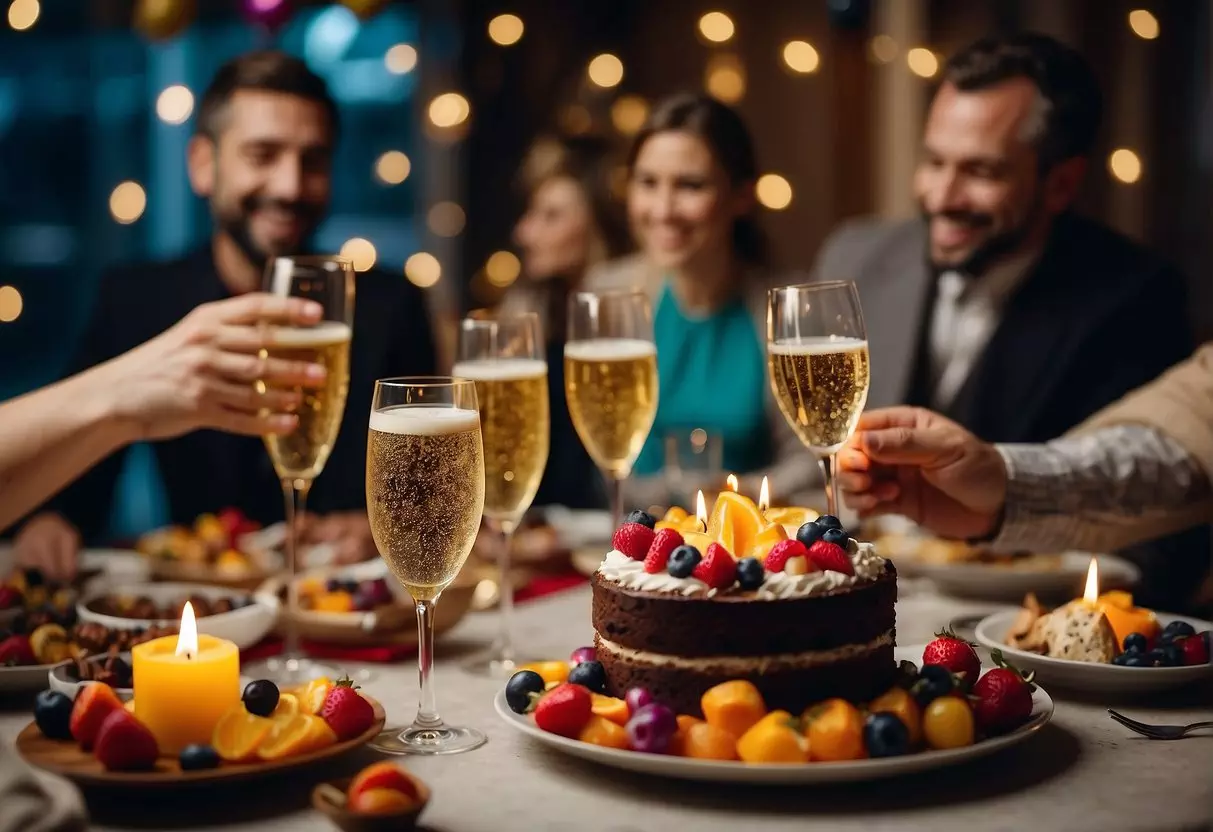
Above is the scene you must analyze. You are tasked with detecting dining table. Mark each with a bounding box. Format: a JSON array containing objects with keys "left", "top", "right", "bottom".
[{"left": 1, "top": 576, "right": 1210, "bottom": 832}]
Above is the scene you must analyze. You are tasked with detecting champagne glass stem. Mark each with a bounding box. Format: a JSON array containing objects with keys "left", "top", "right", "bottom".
[
  {"left": 607, "top": 472, "right": 623, "bottom": 525},
  {"left": 818, "top": 453, "right": 839, "bottom": 518},
  {"left": 281, "top": 477, "right": 312, "bottom": 663},
  {"left": 412, "top": 598, "right": 443, "bottom": 730},
  {"left": 495, "top": 520, "right": 518, "bottom": 664}
]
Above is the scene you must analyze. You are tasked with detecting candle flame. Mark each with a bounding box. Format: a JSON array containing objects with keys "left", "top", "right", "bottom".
[
  {"left": 176, "top": 601, "right": 198, "bottom": 659},
  {"left": 695, "top": 490, "right": 708, "bottom": 532},
  {"left": 1083, "top": 557, "right": 1099, "bottom": 605},
  {"left": 726, "top": 474, "right": 738, "bottom": 492},
  {"left": 758, "top": 476, "right": 770, "bottom": 513}
]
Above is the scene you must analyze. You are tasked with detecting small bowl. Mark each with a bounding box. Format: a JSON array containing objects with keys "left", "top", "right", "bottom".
[
  {"left": 311, "top": 776, "right": 430, "bottom": 832},
  {"left": 48, "top": 653, "right": 134, "bottom": 701}
]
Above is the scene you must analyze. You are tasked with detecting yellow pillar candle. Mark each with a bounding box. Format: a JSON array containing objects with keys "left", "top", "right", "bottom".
[{"left": 131, "top": 602, "right": 241, "bottom": 756}]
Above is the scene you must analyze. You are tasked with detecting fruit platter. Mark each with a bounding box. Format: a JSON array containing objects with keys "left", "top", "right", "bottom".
[
  {"left": 496, "top": 637, "right": 1053, "bottom": 784},
  {"left": 136, "top": 508, "right": 274, "bottom": 589}
]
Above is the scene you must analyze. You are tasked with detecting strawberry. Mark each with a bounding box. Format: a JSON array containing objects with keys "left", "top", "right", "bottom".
[
  {"left": 922, "top": 628, "right": 982, "bottom": 689},
  {"left": 970, "top": 650, "right": 1035, "bottom": 735},
  {"left": 805, "top": 540, "right": 853, "bottom": 575},
  {"left": 0, "top": 635, "right": 35, "bottom": 667},
  {"left": 643, "top": 528, "right": 684, "bottom": 574},
  {"left": 320, "top": 676, "right": 375, "bottom": 741},
  {"left": 94, "top": 709, "right": 159, "bottom": 771},
  {"left": 612, "top": 523, "right": 656, "bottom": 560},
  {"left": 692, "top": 543, "right": 738, "bottom": 589},
  {"left": 70, "top": 682, "right": 125, "bottom": 750},
  {"left": 763, "top": 540, "right": 808, "bottom": 572},
  {"left": 533, "top": 683, "right": 592, "bottom": 737},
  {"left": 1178, "top": 634, "right": 1209, "bottom": 666},
  {"left": 0, "top": 586, "right": 21, "bottom": 610}
]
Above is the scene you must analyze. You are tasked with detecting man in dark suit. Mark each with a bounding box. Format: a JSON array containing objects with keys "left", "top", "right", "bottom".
[
  {"left": 812, "top": 33, "right": 1201, "bottom": 608},
  {"left": 13, "top": 51, "right": 436, "bottom": 571}
]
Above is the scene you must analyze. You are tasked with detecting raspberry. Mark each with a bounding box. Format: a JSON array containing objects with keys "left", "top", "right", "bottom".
[{"left": 612, "top": 523, "right": 656, "bottom": 560}]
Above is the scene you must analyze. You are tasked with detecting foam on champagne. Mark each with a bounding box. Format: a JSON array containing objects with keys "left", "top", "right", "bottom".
[
  {"left": 369, "top": 405, "right": 480, "bottom": 437},
  {"left": 768, "top": 336, "right": 868, "bottom": 356},
  {"left": 265, "top": 321, "right": 352, "bottom": 347},
  {"left": 452, "top": 358, "right": 547, "bottom": 381},
  {"left": 564, "top": 338, "right": 657, "bottom": 362}
]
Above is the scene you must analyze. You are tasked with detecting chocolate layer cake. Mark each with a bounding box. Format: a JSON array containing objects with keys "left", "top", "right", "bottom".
[{"left": 591, "top": 550, "right": 897, "bottom": 717}]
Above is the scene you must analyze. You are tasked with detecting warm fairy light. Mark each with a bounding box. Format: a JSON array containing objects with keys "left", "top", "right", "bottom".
[
  {"left": 698, "top": 11, "right": 734, "bottom": 43},
  {"left": 610, "top": 95, "right": 649, "bottom": 135},
  {"left": 339, "top": 237, "right": 376, "bottom": 272},
  {"left": 726, "top": 474, "right": 739, "bottom": 492},
  {"left": 109, "top": 181, "right": 147, "bottom": 224},
  {"left": 695, "top": 490, "right": 708, "bottom": 532},
  {"left": 782, "top": 40, "right": 820, "bottom": 74},
  {"left": 0, "top": 285, "right": 22, "bottom": 323},
  {"left": 756, "top": 173, "right": 793, "bottom": 210},
  {"left": 385, "top": 44, "right": 418, "bottom": 74},
  {"left": 758, "top": 477, "right": 770, "bottom": 513},
  {"left": 7, "top": 0, "right": 39, "bottom": 31},
  {"left": 405, "top": 252, "right": 441, "bottom": 288},
  {"left": 156, "top": 85, "right": 194, "bottom": 125},
  {"left": 176, "top": 602, "right": 198, "bottom": 658},
  {"left": 1109, "top": 148, "right": 1142, "bottom": 184},
  {"left": 428, "top": 92, "right": 470, "bottom": 128},
  {"left": 587, "top": 54, "right": 624, "bottom": 88},
  {"left": 427, "top": 201, "right": 466, "bottom": 237},
  {"left": 1083, "top": 558, "right": 1099, "bottom": 606},
  {"left": 561, "top": 104, "right": 593, "bottom": 135},
  {"left": 705, "top": 53, "right": 745, "bottom": 103},
  {"left": 375, "top": 150, "right": 411, "bottom": 185},
  {"left": 488, "top": 13, "right": 524, "bottom": 46},
  {"left": 485, "top": 251, "right": 521, "bottom": 287},
  {"left": 869, "top": 34, "right": 897, "bottom": 64},
  {"left": 906, "top": 47, "right": 939, "bottom": 78},
  {"left": 1128, "top": 9, "right": 1159, "bottom": 40}
]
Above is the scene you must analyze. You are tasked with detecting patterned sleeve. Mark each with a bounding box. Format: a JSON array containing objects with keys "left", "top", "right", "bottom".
[{"left": 988, "top": 425, "right": 1212, "bottom": 553}]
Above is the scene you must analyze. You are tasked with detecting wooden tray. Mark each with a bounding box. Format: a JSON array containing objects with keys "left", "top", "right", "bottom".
[{"left": 16, "top": 698, "right": 385, "bottom": 788}]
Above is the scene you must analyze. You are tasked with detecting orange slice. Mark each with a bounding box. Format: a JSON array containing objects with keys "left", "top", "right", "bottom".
[
  {"left": 707, "top": 492, "right": 763, "bottom": 558},
  {"left": 213, "top": 707, "right": 275, "bottom": 762},
  {"left": 747, "top": 523, "right": 789, "bottom": 561},
  {"left": 763, "top": 506, "right": 819, "bottom": 531},
  {"left": 272, "top": 692, "right": 299, "bottom": 720},
  {"left": 661, "top": 506, "right": 689, "bottom": 524},
  {"left": 299, "top": 677, "right": 334, "bottom": 715},
  {"left": 681, "top": 531, "right": 715, "bottom": 557},
  {"left": 257, "top": 714, "right": 337, "bottom": 761}
]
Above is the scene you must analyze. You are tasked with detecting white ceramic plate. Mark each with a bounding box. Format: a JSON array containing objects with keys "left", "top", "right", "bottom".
[
  {"left": 76, "top": 582, "right": 279, "bottom": 650},
  {"left": 495, "top": 645, "right": 1054, "bottom": 784},
  {"left": 975, "top": 609, "right": 1213, "bottom": 693},
  {"left": 906, "top": 552, "right": 1139, "bottom": 601},
  {"left": 0, "top": 661, "right": 69, "bottom": 693},
  {"left": 48, "top": 653, "right": 134, "bottom": 701}
]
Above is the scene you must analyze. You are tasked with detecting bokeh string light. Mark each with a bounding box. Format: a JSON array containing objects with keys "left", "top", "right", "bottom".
[
  {"left": 697, "top": 11, "right": 734, "bottom": 44},
  {"left": 756, "top": 174, "right": 793, "bottom": 210},
  {"left": 405, "top": 252, "right": 441, "bottom": 287},
  {"left": 339, "top": 237, "right": 377, "bottom": 272},
  {"left": 782, "top": 41, "right": 820, "bottom": 74},
  {"left": 109, "top": 181, "right": 147, "bottom": 224},
  {"left": 7, "top": 0, "right": 40, "bottom": 31},
  {"left": 1108, "top": 149, "right": 1143, "bottom": 184},
  {"left": 587, "top": 54, "right": 624, "bottom": 88},
  {"left": 385, "top": 43, "right": 418, "bottom": 74},
  {"left": 488, "top": 13, "right": 524, "bottom": 46}
]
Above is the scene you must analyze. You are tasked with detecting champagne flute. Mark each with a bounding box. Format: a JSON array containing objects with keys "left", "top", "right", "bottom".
[
  {"left": 565, "top": 289, "right": 659, "bottom": 524},
  {"left": 367, "top": 377, "right": 487, "bottom": 755},
  {"left": 252, "top": 255, "right": 354, "bottom": 687},
  {"left": 766, "top": 281, "right": 870, "bottom": 517},
  {"left": 454, "top": 313, "right": 549, "bottom": 677}
]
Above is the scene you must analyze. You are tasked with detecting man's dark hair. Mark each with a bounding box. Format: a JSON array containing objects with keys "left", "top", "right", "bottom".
[
  {"left": 940, "top": 33, "right": 1103, "bottom": 170},
  {"left": 195, "top": 50, "right": 338, "bottom": 139}
]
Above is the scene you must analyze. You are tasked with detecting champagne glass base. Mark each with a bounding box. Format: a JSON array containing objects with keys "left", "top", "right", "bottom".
[
  {"left": 370, "top": 724, "right": 487, "bottom": 756},
  {"left": 459, "top": 648, "right": 541, "bottom": 679},
  {"left": 243, "top": 655, "right": 342, "bottom": 688}
]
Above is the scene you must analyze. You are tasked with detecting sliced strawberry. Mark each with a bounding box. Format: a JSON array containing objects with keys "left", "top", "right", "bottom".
[
  {"left": 1178, "top": 634, "right": 1209, "bottom": 666},
  {"left": 643, "top": 528, "right": 684, "bottom": 574},
  {"left": 533, "top": 683, "right": 592, "bottom": 737},
  {"left": 612, "top": 523, "right": 656, "bottom": 560},
  {"left": 806, "top": 540, "right": 853, "bottom": 575},
  {"left": 692, "top": 543, "right": 738, "bottom": 589},
  {"left": 763, "top": 540, "right": 808, "bottom": 572}
]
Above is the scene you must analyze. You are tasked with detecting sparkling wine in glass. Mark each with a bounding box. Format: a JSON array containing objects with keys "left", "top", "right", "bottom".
[
  {"left": 766, "top": 281, "right": 870, "bottom": 517},
  {"left": 454, "top": 313, "right": 549, "bottom": 677},
  {"left": 564, "top": 289, "right": 659, "bottom": 524},
  {"left": 367, "top": 377, "right": 487, "bottom": 755}
]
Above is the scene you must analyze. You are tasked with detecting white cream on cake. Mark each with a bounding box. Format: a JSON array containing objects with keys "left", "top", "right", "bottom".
[{"left": 595, "top": 630, "right": 895, "bottom": 672}]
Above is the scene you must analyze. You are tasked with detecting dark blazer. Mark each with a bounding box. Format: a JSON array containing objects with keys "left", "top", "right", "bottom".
[{"left": 37, "top": 246, "right": 437, "bottom": 544}]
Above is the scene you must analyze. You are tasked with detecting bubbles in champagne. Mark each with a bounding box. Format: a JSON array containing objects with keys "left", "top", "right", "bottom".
[
  {"left": 564, "top": 339, "right": 659, "bottom": 478},
  {"left": 768, "top": 337, "right": 870, "bottom": 454}
]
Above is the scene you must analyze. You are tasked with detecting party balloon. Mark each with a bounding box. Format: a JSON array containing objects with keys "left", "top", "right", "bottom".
[
  {"left": 341, "top": 0, "right": 391, "bottom": 19},
  {"left": 241, "top": 0, "right": 293, "bottom": 32},
  {"left": 133, "top": 0, "right": 196, "bottom": 41}
]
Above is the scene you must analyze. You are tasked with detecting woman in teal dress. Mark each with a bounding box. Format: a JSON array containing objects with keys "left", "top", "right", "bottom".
[{"left": 585, "top": 93, "right": 816, "bottom": 511}]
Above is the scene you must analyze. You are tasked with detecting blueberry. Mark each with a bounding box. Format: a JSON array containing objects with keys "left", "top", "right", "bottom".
[
  {"left": 505, "top": 669, "right": 546, "bottom": 713},
  {"left": 1145, "top": 648, "right": 1167, "bottom": 667},
  {"left": 179, "top": 744, "right": 221, "bottom": 771},
  {"left": 1161, "top": 644, "right": 1183, "bottom": 667},
  {"left": 33, "top": 690, "right": 74, "bottom": 740},
  {"left": 912, "top": 665, "right": 955, "bottom": 706},
  {"left": 625, "top": 510, "right": 657, "bottom": 529},
  {"left": 816, "top": 515, "right": 843, "bottom": 530},
  {"left": 667, "top": 545, "right": 702, "bottom": 579},
  {"left": 1123, "top": 633, "right": 1147, "bottom": 653},
  {"left": 241, "top": 679, "right": 280, "bottom": 717},
  {"left": 796, "top": 522, "right": 824, "bottom": 548},
  {"left": 568, "top": 660, "right": 608, "bottom": 694},
  {"left": 1111, "top": 654, "right": 1128, "bottom": 666},
  {"left": 1163, "top": 620, "right": 1196, "bottom": 639},
  {"left": 821, "top": 527, "right": 849, "bottom": 547},
  {"left": 24, "top": 568, "right": 45, "bottom": 587},
  {"left": 1123, "top": 654, "right": 1151, "bottom": 668},
  {"left": 864, "top": 712, "right": 910, "bottom": 758},
  {"left": 341, "top": 579, "right": 360, "bottom": 594},
  {"left": 736, "top": 558, "right": 765, "bottom": 591},
  {"left": 324, "top": 578, "right": 341, "bottom": 592}
]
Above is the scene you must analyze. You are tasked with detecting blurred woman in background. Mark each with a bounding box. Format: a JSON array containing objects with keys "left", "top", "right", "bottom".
[
  {"left": 498, "top": 133, "right": 632, "bottom": 510},
  {"left": 587, "top": 93, "right": 814, "bottom": 510}
]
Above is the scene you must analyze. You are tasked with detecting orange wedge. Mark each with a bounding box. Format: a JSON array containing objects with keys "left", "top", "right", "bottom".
[
  {"left": 272, "top": 692, "right": 299, "bottom": 720},
  {"left": 590, "top": 693, "right": 630, "bottom": 726},
  {"left": 763, "top": 506, "right": 819, "bottom": 531},
  {"left": 298, "top": 677, "right": 333, "bottom": 715},
  {"left": 747, "top": 523, "right": 789, "bottom": 561},
  {"left": 257, "top": 714, "right": 337, "bottom": 761},
  {"left": 213, "top": 707, "right": 275, "bottom": 762},
  {"left": 661, "top": 506, "right": 689, "bottom": 524},
  {"left": 681, "top": 531, "right": 715, "bottom": 557},
  {"left": 707, "top": 492, "right": 763, "bottom": 558}
]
